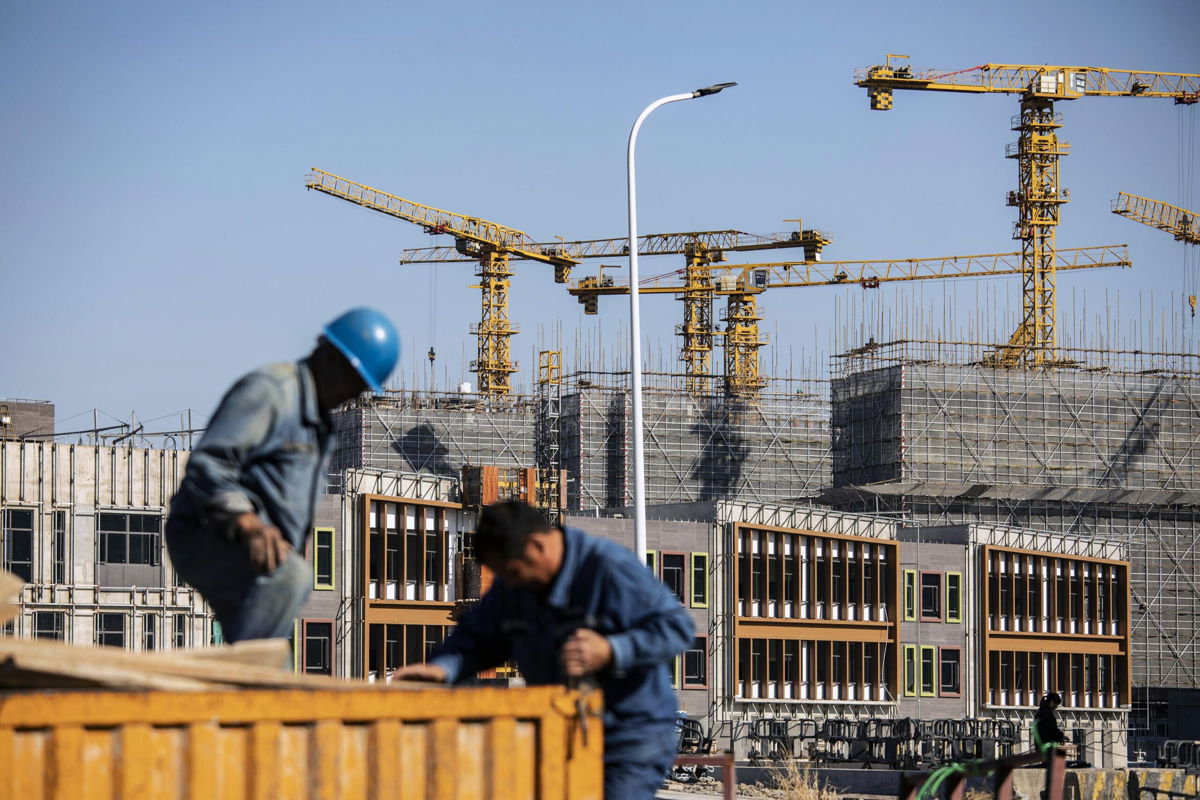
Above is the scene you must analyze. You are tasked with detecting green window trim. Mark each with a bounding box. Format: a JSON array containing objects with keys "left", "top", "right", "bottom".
[
  {"left": 946, "top": 572, "right": 962, "bottom": 623},
  {"left": 690, "top": 552, "right": 710, "bottom": 608},
  {"left": 919, "top": 645, "right": 937, "bottom": 697},
  {"left": 903, "top": 570, "right": 917, "bottom": 621},
  {"left": 903, "top": 645, "right": 917, "bottom": 696},
  {"left": 645, "top": 550, "right": 657, "bottom": 574},
  {"left": 291, "top": 620, "right": 300, "bottom": 674},
  {"left": 313, "top": 527, "right": 336, "bottom": 590}
]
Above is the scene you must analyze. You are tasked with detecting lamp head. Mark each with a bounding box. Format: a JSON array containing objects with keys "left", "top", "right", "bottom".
[{"left": 694, "top": 82, "right": 737, "bottom": 97}]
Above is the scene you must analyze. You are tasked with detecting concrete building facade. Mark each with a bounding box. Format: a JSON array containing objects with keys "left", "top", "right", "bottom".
[{"left": 0, "top": 440, "right": 209, "bottom": 650}]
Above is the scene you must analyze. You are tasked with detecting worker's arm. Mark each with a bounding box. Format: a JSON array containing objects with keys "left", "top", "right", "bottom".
[
  {"left": 601, "top": 556, "right": 695, "bottom": 675},
  {"left": 179, "top": 372, "right": 281, "bottom": 535},
  {"left": 417, "top": 585, "right": 515, "bottom": 683}
]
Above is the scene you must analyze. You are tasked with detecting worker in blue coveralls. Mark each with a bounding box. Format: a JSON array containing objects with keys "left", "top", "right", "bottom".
[
  {"left": 395, "top": 500, "right": 694, "bottom": 800},
  {"left": 166, "top": 308, "right": 399, "bottom": 644}
]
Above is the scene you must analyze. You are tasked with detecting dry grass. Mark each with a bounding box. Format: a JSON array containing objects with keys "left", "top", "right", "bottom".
[
  {"left": 770, "top": 761, "right": 845, "bottom": 800},
  {"left": 963, "top": 790, "right": 992, "bottom": 800}
]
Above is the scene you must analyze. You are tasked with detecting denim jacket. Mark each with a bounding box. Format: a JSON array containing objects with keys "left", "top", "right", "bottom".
[
  {"left": 169, "top": 360, "right": 333, "bottom": 549},
  {"left": 429, "top": 525, "right": 694, "bottom": 753}
]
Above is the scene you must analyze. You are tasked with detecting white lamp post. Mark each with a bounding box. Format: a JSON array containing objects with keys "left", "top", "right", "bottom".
[{"left": 627, "top": 82, "right": 737, "bottom": 563}]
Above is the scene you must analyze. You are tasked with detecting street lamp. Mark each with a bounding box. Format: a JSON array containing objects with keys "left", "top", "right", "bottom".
[{"left": 626, "top": 82, "right": 737, "bottom": 563}]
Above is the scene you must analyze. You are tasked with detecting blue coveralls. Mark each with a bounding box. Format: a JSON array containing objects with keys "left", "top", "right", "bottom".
[
  {"left": 429, "top": 525, "right": 694, "bottom": 800},
  {"left": 166, "top": 360, "right": 332, "bottom": 643}
]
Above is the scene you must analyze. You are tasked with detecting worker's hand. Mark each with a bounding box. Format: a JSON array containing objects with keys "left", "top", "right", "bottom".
[
  {"left": 561, "top": 628, "right": 612, "bottom": 678},
  {"left": 391, "top": 663, "right": 448, "bottom": 683},
  {"left": 234, "top": 512, "right": 292, "bottom": 573}
]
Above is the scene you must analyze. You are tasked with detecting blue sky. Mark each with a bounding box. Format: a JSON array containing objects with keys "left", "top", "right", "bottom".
[{"left": 2, "top": 1, "right": 1197, "bottom": 428}]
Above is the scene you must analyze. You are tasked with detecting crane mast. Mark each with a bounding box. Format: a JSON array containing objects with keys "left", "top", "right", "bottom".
[
  {"left": 855, "top": 57, "right": 1199, "bottom": 367},
  {"left": 306, "top": 168, "right": 578, "bottom": 396}
]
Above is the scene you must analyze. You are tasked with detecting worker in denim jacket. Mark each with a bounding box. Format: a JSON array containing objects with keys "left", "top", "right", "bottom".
[
  {"left": 167, "top": 308, "right": 398, "bottom": 643},
  {"left": 396, "top": 500, "right": 694, "bottom": 800}
]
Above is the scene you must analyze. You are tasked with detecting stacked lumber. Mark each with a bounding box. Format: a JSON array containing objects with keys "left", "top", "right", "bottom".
[{"left": 0, "top": 569, "right": 427, "bottom": 691}]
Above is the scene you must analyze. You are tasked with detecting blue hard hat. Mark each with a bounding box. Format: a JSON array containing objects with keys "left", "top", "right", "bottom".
[{"left": 322, "top": 307, "right": 400, "bottom": 393}]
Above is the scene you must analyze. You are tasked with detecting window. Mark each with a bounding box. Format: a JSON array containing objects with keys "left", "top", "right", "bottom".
[
  {"left": 33, "top": 611, "right": 65, "bottom": 640},
  {"left": 366, "top": 624, "right": 449, "bottom": 679},
  {"left": 366, "top": 499, "right": 451, "bottom": 602},
  {"left": 946, "top": 572, "right": 962, "bottom": 623},
  {"left": 669, "top": 652, "right": 680, "bottom": 689},
  {"left": 2, "top": 508, "right": 34, "bottom": 581},
  {"left": 96, "top": 612, "right": 126, "bottom": 648},
  {"left": 920, "top": 645, "right": 936, "bottom": 696},
  {"left": 920, "top": 572, "right": 942, "bottom": 621},
  {"left": 173, "top": 614, "right": 187, "bottom": 648},
  {"left": 313, "top": 528, "right": 335, "bottom": 590},
  {"left": 660, "top": 552, "right": 687, "bottom": 605},
  {"left": 940, "top": 648, "right": 962, "bottom": 696},
  {"left": 303, "top": 620, "right": 333, "bottom": 675},
  {"left": 97, "top": 513, "right": 161, "bottom": 566},
  {"left": 645, "top": 550, "right": 657, "bottom": 574},
  {"left": 903, "top": 570, "right": 917, "bottom": 621},
  {"left": 691, "top": 553, "right": 709, "bottom": 608},
  {"left": 52, "top": 510, "right": 67, "bottom": 583},
  {"left": 903, "top": 645, "right": 917, "bottom": 696},
  {"left": 143, "top": 614, "right": 157, "bottom": 651},
  {"left": 211, "top": 620, "right": 224, "bottom": 646},
  {"left": 683, "top": 637, "right": 707, "bottom": 688}
]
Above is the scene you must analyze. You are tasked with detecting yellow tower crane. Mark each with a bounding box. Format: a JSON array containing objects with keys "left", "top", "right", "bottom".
[
  {"left": 569, "top": 245, "right": 1132, "bottom": 397},
  {"left": 305, "top": 168, "right": 579, "bottom": 397},
  {"left": 855, "top": 57, "right": 1199, "bottom": 367},
  {"left": 399, "top": 226, "right": 831, "bottom": 394},
  {"left": 1112, "top": 192, "right": 1199, "bottom": 245}
]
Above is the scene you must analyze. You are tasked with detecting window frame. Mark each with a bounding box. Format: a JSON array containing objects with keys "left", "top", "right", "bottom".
[
  {"left": 945, "top": 572, "right": 963, "bottom": 623},
  {"left": 96, "top": 511, "right": 163, "bottom": 567},
  {"left": 690, "top": 552, "right": 709, "bottom": 608},
  {"left": 32, "top": 610, "right": 65, "bottom": 641},
  {"left": 95, "top": 612, "right": 126, "bottom": 649},
  {"left": 2, "top": 507, "right": 35, "bottom": 582},
  {"left": 173, "top": 613, "right": 188, "bottom": 649},
  {"left": 682, "top": 635, "right": 708, "bottom": 689},
  {"left": 52, "top": 509, "right": 68, "bottom": 584},
  {"left": 919, "top": 645, "right": 937, "bottom": 697},
  {"left": 645, "top": 549, "right": 656, "bottom": 574},
  {"left": 919, "top": 570, "right": 943, "bottom": 622},
  {"left": 302, "top": 618, "right": 335, "bottom": 676},
  {"left": 659, "top": 550, "right": 688, "bottom": 606},
  {"left": 313, "top": 527, "right": 336, "bottom": 590},
  {"left": 903, "top": 644, "right": 917, "bottom": 696},
  {"left": 142, "top": 613, "right": 158, "bottom": 652},
  {"left": 939, "top": 646, "right": 962, "bottom": 697},
  {"left": 903, "top": 569, "right": 917, "bottom": 621}
]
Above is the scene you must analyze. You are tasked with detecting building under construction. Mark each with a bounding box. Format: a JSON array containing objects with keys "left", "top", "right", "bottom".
[
  {"left": 329, "top": 370, "right": 832, "bottom": 510},
  {"left": 822, "top": 340, "right": 1200, "bottom": 745}
]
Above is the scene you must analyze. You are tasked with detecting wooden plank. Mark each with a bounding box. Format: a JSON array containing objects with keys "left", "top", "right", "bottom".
[
  {"left": 156, "top": 639, "right": 289, "bottom": 669},
  {"left": 0, "top": 638, "right": 352, "bottom": 690}
]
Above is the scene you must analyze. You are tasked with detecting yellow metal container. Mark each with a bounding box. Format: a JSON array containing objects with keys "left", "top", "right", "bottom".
[{"left": 0, "top": 684, "right": 603, "bottom": 799}]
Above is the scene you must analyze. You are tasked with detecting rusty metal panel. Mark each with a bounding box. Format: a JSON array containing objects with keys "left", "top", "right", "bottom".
[{"left": 0, "top": 685, "right": 603, "bottom": 799}]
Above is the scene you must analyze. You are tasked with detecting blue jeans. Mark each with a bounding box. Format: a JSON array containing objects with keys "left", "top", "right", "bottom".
[
  {"left": 166, "top": 518, "right": 311, "bottom": 643},
  {"left": 605, "top": 726, "right": 677, "bottom": 800}
]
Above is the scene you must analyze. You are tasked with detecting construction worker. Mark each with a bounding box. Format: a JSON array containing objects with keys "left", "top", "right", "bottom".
[
  {"left": 395, "top": 501, "right": 694, "bottom": 800},
  {"left": 1034, "top": 691, "right": 1068, "bottom": 752},
  {"left": 166, "top": 307, "right": 399, "bottom": 644}
]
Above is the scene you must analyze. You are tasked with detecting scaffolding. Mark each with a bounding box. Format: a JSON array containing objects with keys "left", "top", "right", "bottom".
[
  {"left": 826, "top": 340, "right": 1200, "bottom": 693},
  {"left": 561, "top": 370, "right": 830, "bottom": 511},
  {"left": 329, "top": 391, "right": 539, "bottom": 490},
  {"left": 831, "top": 340, "right": 1200, "bottom": 490}
]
